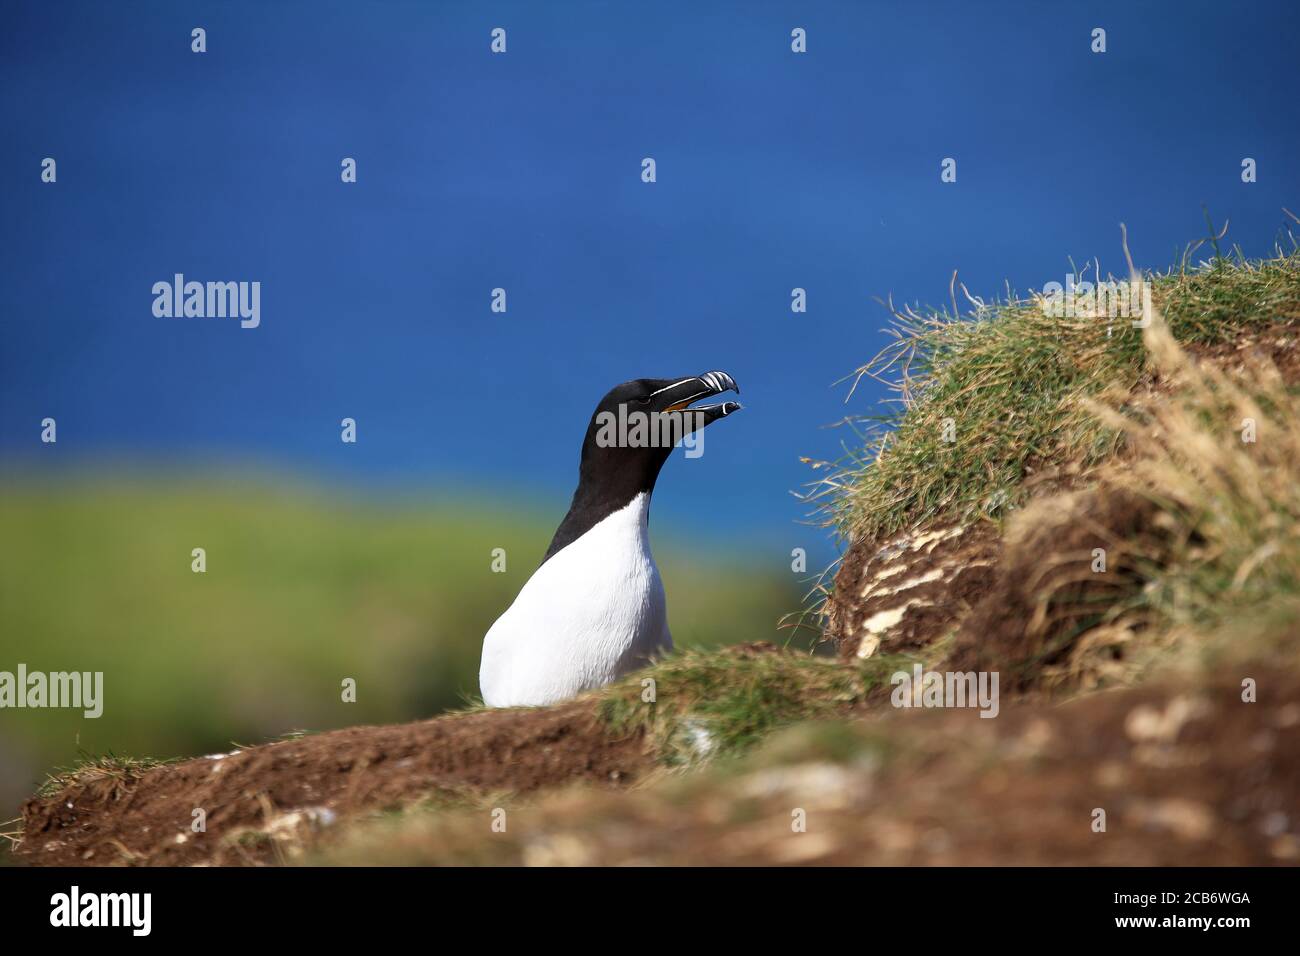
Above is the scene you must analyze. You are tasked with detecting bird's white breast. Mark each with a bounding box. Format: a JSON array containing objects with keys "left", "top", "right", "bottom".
[{"left": 479, "top": 492, "right": 671, "bottom": 707}]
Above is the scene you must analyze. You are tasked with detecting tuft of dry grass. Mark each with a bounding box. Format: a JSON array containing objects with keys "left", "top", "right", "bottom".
[
  {"left": 1088, "top": 307, "right": 1300, "bottom": 670},
  {"left": 35, "top": 753, "right": 174, "bottom": 799}
]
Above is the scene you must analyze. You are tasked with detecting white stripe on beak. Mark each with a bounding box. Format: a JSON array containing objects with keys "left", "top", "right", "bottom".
[{"left": 647, "top": 378, "right": 697, "bottom": 399}]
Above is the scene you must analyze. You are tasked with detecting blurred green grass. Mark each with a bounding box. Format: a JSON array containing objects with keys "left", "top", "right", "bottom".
[{"left": 0, "top": 473, "right": 801, "bottom": 812}]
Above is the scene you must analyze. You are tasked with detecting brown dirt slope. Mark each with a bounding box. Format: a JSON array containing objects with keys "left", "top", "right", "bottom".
[
  {"left": 17, "top": 699, "right": 650, "bottom": 866},
  {"left": 319, "top": 671, "right": 1300, "bottom": 865}
]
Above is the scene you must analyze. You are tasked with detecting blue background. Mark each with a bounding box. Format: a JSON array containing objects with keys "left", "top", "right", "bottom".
[{"left": 3, "top": 0, "right": 1297, "bottom": 564}]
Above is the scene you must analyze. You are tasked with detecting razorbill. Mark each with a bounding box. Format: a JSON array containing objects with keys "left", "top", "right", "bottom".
[{"left": 479, "top": 371, "right": 742, "bottom": 707}]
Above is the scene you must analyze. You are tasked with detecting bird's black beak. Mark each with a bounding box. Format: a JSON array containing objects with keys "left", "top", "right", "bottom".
[{"left": 651, "top": 371, "right": 742, "bottom": 427}]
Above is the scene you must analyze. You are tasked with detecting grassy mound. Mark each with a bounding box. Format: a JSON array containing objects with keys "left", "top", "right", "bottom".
[
  {"left": 820, "top": 236, "right": 1300, "bottom": 697},
  {"left": 819, "top": 247, "right": 1300, "bottom": 542},
  {"left": 938, "top": 280, "right": 1300, "bottom": 693}
]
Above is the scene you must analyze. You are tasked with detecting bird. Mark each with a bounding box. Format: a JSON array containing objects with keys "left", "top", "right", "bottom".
[{"left": 479, "top": 371, "right": 742, "bottom": 707}]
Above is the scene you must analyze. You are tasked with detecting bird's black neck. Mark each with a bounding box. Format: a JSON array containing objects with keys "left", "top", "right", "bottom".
[{"left": 542, "top": 462, "right": 661, "bottom": 564}]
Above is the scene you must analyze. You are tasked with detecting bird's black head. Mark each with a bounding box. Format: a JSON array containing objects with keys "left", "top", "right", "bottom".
[
  {"left": 579, "top": 370, "right": 741, "bottom": 489},
  {"left": 543, "top": 371, "right": 741, "bottom": 561}
]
